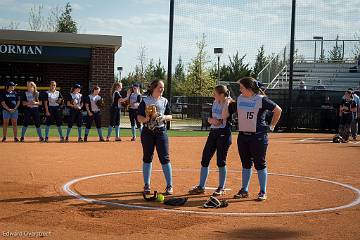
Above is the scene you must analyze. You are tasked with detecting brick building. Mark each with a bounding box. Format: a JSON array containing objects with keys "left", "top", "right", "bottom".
[{"left": 0, "top": 29, "right": 122, "bottom": 124}]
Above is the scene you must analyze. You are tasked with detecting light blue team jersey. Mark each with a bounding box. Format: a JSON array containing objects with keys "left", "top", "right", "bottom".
[
  {"left": 129, "top": 93, "right": 141, "bottom": 109},
  {"left": 210, "top": 101, "right": 227, "bottom": 129},
  {"left": 237, "top": 94, "right": 277, "bottom": 133},
  {"left": 139, "top": 96, "right": 170, "bottom": 128}
]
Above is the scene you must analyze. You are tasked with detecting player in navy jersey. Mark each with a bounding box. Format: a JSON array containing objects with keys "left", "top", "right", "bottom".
[
  {"left": 43, "top": 81, "right": 64, "bottom": 142},
  {"left": 84, "top": 85, "right": 105, "bottom": 142},
  {"left": 1, "top": 82, "right": 20, "bottom": 142},
  {"left": 20, "top": 81, "right": 44, "bottom": 142},
  {"left": 127, "top": 84, "right": 143, "bottom": 141},
  {"left": 233, "top": 77, "right": 282, "bottom": 201},
  {"left": 106, "top": 82, "right": 125, "bottom": 141},
  {"left": 137, "top": 80, "right": 173, "bottom": 195},
  {"left": 189, "top": 85, "right": 236, "bottom": 196},
  {"left": 338, "top": 90, "right": 357, "bottom": 142},
  {"left": 65, "top": 84, "right": 83, "bottom": 142}
]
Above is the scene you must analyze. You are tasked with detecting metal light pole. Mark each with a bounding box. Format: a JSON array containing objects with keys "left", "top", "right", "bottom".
[
  {"left": 214, "top": 48, "right": 223, "bottom": 85},
  {"left": 287, "top": 0, "right": 296, "bottom": 131},
  {"left": 167, "top": 0, "right": 175, "bottom": 130},
  {"left": 117, "top": 66, "right": 123, "bottom": 82}
]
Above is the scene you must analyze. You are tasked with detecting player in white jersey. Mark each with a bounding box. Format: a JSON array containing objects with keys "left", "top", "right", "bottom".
[{"left": 233, "top": 77, "right": 282, "bottom": 201}]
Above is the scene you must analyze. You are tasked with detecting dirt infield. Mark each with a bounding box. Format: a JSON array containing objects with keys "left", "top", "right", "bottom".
[{"left": 0, "top": 133, "right": 359, "bottom": 239}]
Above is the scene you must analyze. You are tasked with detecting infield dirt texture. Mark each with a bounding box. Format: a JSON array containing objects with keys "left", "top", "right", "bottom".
[{"left": 0, "top": 133, "right": 359, "bottom": 239}]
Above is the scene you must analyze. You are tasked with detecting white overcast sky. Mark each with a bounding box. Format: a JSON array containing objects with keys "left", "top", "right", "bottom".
[{"left": 0, "top": 0, "right": 359, "bottom": 76}]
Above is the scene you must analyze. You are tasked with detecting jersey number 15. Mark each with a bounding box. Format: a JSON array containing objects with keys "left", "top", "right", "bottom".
[{"left": 246, "top": 112, "right": 254, "bottom": 120}]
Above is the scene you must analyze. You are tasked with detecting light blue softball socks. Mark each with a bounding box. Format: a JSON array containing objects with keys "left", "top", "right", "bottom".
[
  {"left": 21, "top": 126, "right": 42, "bottom": 139},
  {"left": 199, "top": 166, "right": 209, "bottom": 188},
  {"left": 162, "top": 163, "right": 173, "bottom": 187},
  {"left": 257, "top": 168, "right": 268, "bottom": 193},
  {"left": 131, "top": 125, "right": 136, "bottom": 138},
  {"left": 107, "top": 126, "right": 113, "bottom": 138},
  {"left": 45, "top": 126, "right": 50, "bottom": 138},
  {"left": 66, "top": 127, "right": 71, "bottom": 138},
  {"left": 36, "top": 127, "right": 43, "bottom": 138},
  {"left": 77, "top": 127, "right": 82, "bottom": 138},
  {"left": 143, "top": 162, "right": 152, "bottom": 186},
  {"left": 115, "top": 126, "right": 120, "bottom": 138},
  {"left": 57, "top": 126, "right": 63, "bottom": 138},
  {"left": 107, "top": 126, "right": 120, "bottom": 139},
  {"left": 97, "top": 128, "right": 103, "bottom": 138},
  {"left": 44, "top": 126, "right": 63, "bottom": 138},
  {"left": 218, "top": 166, "right": 227, "bottom": 190},
  {"left": 21, "top": 126, "right": 27, "bottom": 137},
  {"left": 242, "top": 168, "right": 252, "bottom": 192}
]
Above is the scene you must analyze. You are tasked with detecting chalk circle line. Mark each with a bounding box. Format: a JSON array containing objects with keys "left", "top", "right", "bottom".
[{"left": 62, "top": 169, "right": 360, "bottom": 217}]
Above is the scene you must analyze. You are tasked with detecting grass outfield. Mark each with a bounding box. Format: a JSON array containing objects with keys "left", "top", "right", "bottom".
[{"left": 1, "top": 126, "right": 212, "bottom": 138}]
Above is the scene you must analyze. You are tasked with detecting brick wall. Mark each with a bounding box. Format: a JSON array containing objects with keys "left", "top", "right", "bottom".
[
  {"left": 45, "top": 63, "right": 90, "bottom": 97},
  {"left": 89, "top": 47, "right": 115, "bottom": 125}
]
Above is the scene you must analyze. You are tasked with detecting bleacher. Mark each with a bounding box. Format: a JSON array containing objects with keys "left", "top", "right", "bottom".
[{"left": 272, "top": 61, "right": 360, "bottom": 91}]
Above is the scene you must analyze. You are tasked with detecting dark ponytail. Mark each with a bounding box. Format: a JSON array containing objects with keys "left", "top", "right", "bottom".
[
  {"left": 239, "top": 77, "right": 266, "bottom": 96},
  {"left": 214, "top": 85, "right": 230, "bottom": 98}
]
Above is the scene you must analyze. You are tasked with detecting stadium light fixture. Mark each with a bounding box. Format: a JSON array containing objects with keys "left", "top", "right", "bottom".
[
  {"left": 117, "top": 66, "right": 123, "bottom": 82},
  {"left": 214, "top": 48, "right": 224, "bottom": 84}
]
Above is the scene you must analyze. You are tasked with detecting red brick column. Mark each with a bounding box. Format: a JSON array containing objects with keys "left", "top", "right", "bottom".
[{"left": 89, "top": 47, "right": 115, "bottom": 126}]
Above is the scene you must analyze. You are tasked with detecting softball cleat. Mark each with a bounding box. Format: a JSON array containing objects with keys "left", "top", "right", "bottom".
[
  {"left": 164, "top": 185, "right": 173, "bottom": 195},
  {"left": 234, "top": 188, "right": 249, "bottom": 199},
  {"left": 257, "top": 191, "right": 267, "bottom": 201},
  {"left": 212, "top": 187, "right": 225, "bottom": 196},
  {"left": 188, "top": 185, "right": 205, "bottom": 195}
]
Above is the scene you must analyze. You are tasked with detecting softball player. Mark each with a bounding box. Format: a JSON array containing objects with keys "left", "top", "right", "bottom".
[
  {"left": 43, "top": 81, "right": 64, "bottom": 142},
  {"left": 137, "top": 80, "right": 173, "bottom": 195},
  {"left": 189, "top": 85, "right": 235, "bottom": 196},
  {"left": 234, "top": 77, "right": 282, "bottom": 201},
  {"left": 128, "top": 83, "right": 143, "bottom": 141},
  {"left": 106, "top": 82, "right": 124, "bottom": 141},
  {"left": 338, "top": 90, "right": 357, "bottom": 142},
  {"left": 1, "top": 82, "right": 20, "bottom": 142},
  {"left": 65, "top": 84, "right": 83, "bottom": 142},
  {"left": 84, "top": 85, "right": 105, "bottom": 142},
  {"left": 20, "top": 81, "right": 44, "bottom": 142}
]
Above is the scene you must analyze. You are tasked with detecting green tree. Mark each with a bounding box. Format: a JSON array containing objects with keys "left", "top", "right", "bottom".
[
  {"left": 57, "top": 2, "right": 77, "bottom": 33},
  {"left": 226, "top": 51, "right": 251, "bottom": 81},
  {"left": 144, "top": 59, "right": 155, "bottom": 83},
  {"left": 328, "top": 35, "right": 343, "bottom": 62},
  {"left": 180, "top": 34, "right": 216, "bottom": 96},
  {"left": 154, "top": 59, "right": 166, "bottom": 80},
  {"left": 173, "top": 57, "right": 186, "bottom": 95},
  {"left": 253, "top": 45, "right": 269, "bottom": 77}
]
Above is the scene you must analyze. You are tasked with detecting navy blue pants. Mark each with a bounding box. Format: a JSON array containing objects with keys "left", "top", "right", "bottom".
[
  {"left": 23, "top": 107, "right": 41, "bottom": 128},
  {"left": 141, "top": 127, "right": 170, "bottom": 165},
  {"left": 67, "top": 109, "right": 83, "bottom": 128},
  {"left": 109, "top": 107, "right": 120, "bottom": 127},
  {"left": 45, "top": 106, "right": 62, "bottom": 127},
  {"left": 237, "top": 133, "right": 268, "bottom": 170},
  {"left": 86, "top": 111, "right": 101, "bottom": 129},
  {"left": 129, "top": 108, "right": 141, "bottom": 128},
  {"left": 201, "top": 128, "right": 232, "bottom": 168}
]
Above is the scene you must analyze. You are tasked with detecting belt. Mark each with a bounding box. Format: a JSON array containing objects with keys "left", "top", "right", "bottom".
[
  {"left": 239, "top": 131, "right": 257, "bottom": 136},
  {"left": 144, "top": 126, "right": 166, "bottom": 132}
]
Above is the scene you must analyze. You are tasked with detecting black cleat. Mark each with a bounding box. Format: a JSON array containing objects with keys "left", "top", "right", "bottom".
[
  {"left": 143, "top": 184, "right": 151, "bottom": 195},
  {"left": 188, "top": 185, "right": 205, "bottom": 195},
  {"left": 234, "top": 188, "right": 249, "bottom": 199}
]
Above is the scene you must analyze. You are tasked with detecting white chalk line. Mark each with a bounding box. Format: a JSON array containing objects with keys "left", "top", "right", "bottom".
[
  {"left": 62, "top": 169, "right": 360, "bottom": 217},
  {"left": 298, "top": 138, "right": 360, "bottom": 144}
]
